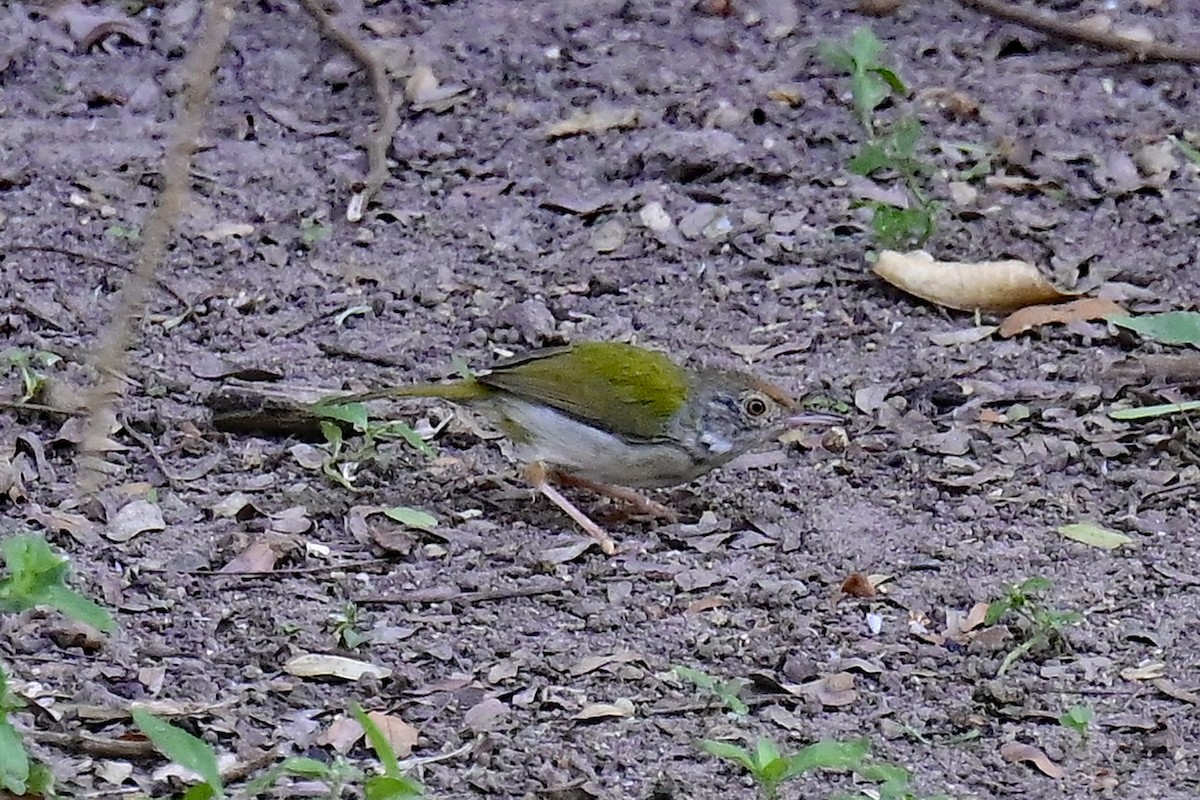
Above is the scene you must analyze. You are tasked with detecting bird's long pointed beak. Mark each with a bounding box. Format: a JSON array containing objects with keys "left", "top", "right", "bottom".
[{"left": 785, "top": 411, "right": 844, "bottom": 429}]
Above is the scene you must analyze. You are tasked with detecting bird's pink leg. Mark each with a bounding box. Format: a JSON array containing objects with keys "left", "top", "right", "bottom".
[
  {"left": 524, "top": 462, "right": 617, "bottom": 555},
  {"left": 549, "top": 470, "right": 679, "bottom": 523}
]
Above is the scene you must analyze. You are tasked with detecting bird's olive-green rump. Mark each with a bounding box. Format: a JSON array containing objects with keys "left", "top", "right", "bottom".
[{"left": 322, "top": 342, "right": 691, "bottom": 441}]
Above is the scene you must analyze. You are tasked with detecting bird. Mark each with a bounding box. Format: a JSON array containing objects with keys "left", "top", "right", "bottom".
[{"left": 318, "top": 341, "right": 837, "bottom": 554}]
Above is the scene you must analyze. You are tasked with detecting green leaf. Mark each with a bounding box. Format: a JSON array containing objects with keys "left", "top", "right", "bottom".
[
  {"left": 0, "top": 535, "right": 113, "bottom": 630},
  {"left": 132, "top": 708, "right": 224, "bottom": 794},
  {"left": 1016, "top": 576, "right": 1052, "bottom": 595},
  {"left": 183, "top": 784, "right": 218, "bottom": 800},
  {"left": 674, "top": 665, "right": 716, "bottom": 691},
  {"left": 1110, "top": 311, "right": 1200, "bottom": 346},
  {"left": 871, "top": 203, "right": 934, "bottom": 249},
  {"left": 889, "top": 117, "right": 922, "bottom": 159},
  {"left": 314, "top": 402, "right": 371, "bottom": 431},
  {"left": 699, "top": 740, "right": 757, "bottom": 772},
  {"left": 353, "top": 703, "right": 401, "bottom": 778},
  {"left": 849, "top": 143, "right": 893, "bottom": 176},
  {"left": 1111, "top": 401, "right": 1200, "bottom": 420},
  {"left": 242, "top": 756, "right": 338, "bottom": 795},
  {"left": 320, "top": 420, "right": 344, "bottom": 450},
  {"left": 0, "top": 717, "right": 30, "bottom": 794},
  {"left": 847, "top": 27, "right": 884, "bottom": 68},
  {"left": 1059, "top": 704, "right": 1095, "bottom": 734},
  {"left": 42, "top": 584, "right": 115, "bottom": 632},
  {"left": 365, "top": 774, "right": 424, "bottom": 799},
  {"left": 1171, "top": 134, "right": 1200, "bottom": 166},
  {"left": 983, "top": 598, "right": 1011, "bottom": 626},
  {"left": 383, "top": 507, "right": 438, "bottom": 532},
  {"left": 1057, "top": 522, "right": 1132, "bottom": 550},
  {"left": 373, "top": 421, "right": 436, "bottom": 456},
  {"left": 755, "top": 737, "right": 782, "bottom": 769},
  {"left": 816, "top": 42, "right": 856, "bottom": 73},
  {"left": 870, "top": 65, "right": 907, "bottom": 95},
  {"left": 783, "top": 739, "right": 870, "bottom": 778}
]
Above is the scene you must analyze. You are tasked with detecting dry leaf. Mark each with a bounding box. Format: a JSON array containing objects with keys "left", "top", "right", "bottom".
[
  {"left": 219, "top": 541, "right": 277, "bottom": 573},
  {"left": 544, "top": 107, "right": 640, "bottom": 139},
  {"left": 874, "top": 250, "right": 1070, "bottom": 313},
  {"left": 840, "top": 572, "right": 876, "bottom": 598},
  {"left": 464, "top": 697, "right": 508, "bottom": 733},
  {"left": 367, "top": 711, "right": 418, "bottom": 758},
  {"left": 283, "top": 654, "right": 391, "bottom": 681},
  {"left": 569, "top": 651, "right": 643, "bottom": 677},
  {"left": 106, "top": 499, "right": 165, "bottom": 542},
  {"left": 318, "top": 715, "right": 364, "bottom": 753},
  {"left": 574, "top": 699, "right": 635, "bottom": 721},
  {"left": 1120, "top": 662, "right": 1166, "bottom": 681},
  {"left": 998, "top": 297, "right": 1126, "bottom": 337},
  {"left": 812, "top": 672, "right": 858, "bottom": 707},
  {"left": 999, "top": 741, "right": 1065, "bottom": 779},
  {"left": 199, "top": 222, "right": 255, "bottom": 241},
  {"left": 685, "top": 596, "right": 727, "bottom": 614}
]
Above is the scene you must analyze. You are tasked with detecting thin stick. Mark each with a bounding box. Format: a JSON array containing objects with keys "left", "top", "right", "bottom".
[
  {"left": 355, "top": 579, "right": 569, "bottom": 605},
  {"left": 75, "top": 0, "right": 234, "bottom": 494},
  {"left": 955, "top": 0, "right": 1200, "bottom": 65},
  {"left": 294, "top": 0, "right": 399, "bottom": 221}
]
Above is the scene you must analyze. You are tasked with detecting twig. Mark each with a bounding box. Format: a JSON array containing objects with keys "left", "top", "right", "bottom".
[
  {"left": 32, "top": 730, "right": 158, "bottom": 760},
  {"left": 955, "top": 0, "right": 1200, "bottom": 65},
  {"left": 179, "top": 556, "right": 401, "bottom": 578},
  {"left": 75, "top": 0, "right": 234, "bottom": 494},
  {"left": 7, "top": 244, "right": 194, "bottom": 308},
  {"left": 355, "top": 579, "right": 570, "bottom": 605},
  {"left": 119, "top": 416, "right": 184, "bottom": 491},
  {"left": 294, "top": 0, "right": 399, "bottom": 221},
  {"left": 0, "top": 399, "right": 84, "bottom": 416}
]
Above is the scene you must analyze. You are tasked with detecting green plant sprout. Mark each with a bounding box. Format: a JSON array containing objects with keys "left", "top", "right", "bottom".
[
  {"left": 132, "top": 703, "right": 422, "bottom": 799},
  {"left": 701, "top": 737, "right": 868, "bottom": 800},
  {"left": 3, "top": 349, "right": 61, "bottom": 403},
  {"left": 1059, "top": 704, "right": 1095, "bottom": 740},
  {"left": 985, "top": 577, "right": 1081, "bottom": 676},
  {"left": 332, "top": 601, "right": 371, "bottom": 650},
  {"left": 1, "top": 533, "right": 114, "bottom": 795},
  {"left": 701, "top": 735, "right": 948, "bottom": 800},
  {"left": 819, "top": 27, "right": 937, "bottom": 248},
  {"left": 674, "top": 665, "right": 750, "bottom": 715},
  {"left": 309, "top": 402, "right": 435, "bottom": 491}
]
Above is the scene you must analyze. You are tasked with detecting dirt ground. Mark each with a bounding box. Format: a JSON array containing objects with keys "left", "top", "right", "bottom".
[{"left": 2, "top": 0, "right": 1200, "bottom": 798}]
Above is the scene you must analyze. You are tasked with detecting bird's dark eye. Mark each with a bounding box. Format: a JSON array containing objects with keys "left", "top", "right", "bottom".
[{"left": 742, "top": 393, "right": 770, "bottom": 418}]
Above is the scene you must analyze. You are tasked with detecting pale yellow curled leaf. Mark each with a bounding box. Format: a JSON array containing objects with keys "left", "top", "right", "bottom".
[
  {"left": 1057, "top": 522, "right": 1132, "bottom": 550},
  {"left": 873, "top": 250, "right": 1070, "bottom": 313},
  {"left": 284, "top": 653, "right": 392, "bottom": 681},
  {"left": 544, "top": 107, "right": 640, "bottom": 139}
]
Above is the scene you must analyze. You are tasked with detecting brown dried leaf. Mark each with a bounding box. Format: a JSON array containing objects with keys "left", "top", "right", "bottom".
[
  {"left": 218, "top": 541, "right": 277, "bottom": 573},
  {"left": 568, "top": 651, "right": 643, "bottom": 677},
  {"left": 685, "top": 595, "right": 727, "bottom": 614},
  {"left": 812, "top": 672, "right": 859, "bottom": 707},
  {"left": 464, "top": 697, "right": 508, "bottom": 733},
  {"left": 840, "top": 572, "right": 876, "bottom": 598},
  {"left": 874, "top": 250, "right": 1070, "bottom": 313},
  {"left": 366, "top": 711, "right": 418, "bottom": 758},
  {"left": 106, "top": 499, "right": 165, "bottom": 542},
  {"left": 574, "top": 699, "right": 635, "bottom": 721},
  {"left": 999, "top": 741, "right": 1065, "bottom": 779},
  {"left": 998, "top": 297, "right": 1126, "bottom": 338},
  {"left": 318, "top": 715, "right": 364, "bottom": 753}
]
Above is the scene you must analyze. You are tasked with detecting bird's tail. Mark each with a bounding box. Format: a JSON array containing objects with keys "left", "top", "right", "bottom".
[{"left": 315, "top": 379, "right": 484, "bottom": 407}]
